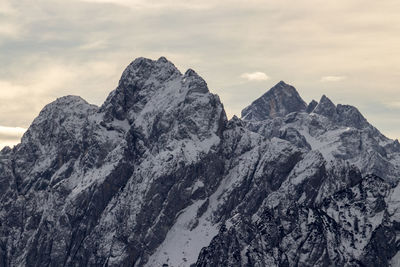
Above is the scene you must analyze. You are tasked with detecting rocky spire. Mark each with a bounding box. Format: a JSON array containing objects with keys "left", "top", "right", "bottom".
[
  {"left": 312, "top": 95, "right": 369, "bottom": 129},
  {"left": 241, "top": 81, "right": 307, "bottom": 121},
  {"left": 312, "top": 95, "right": 337, "bottom": 119},
  {"left": 118, "top": 56, "right": 181, "bottom": 88},
  {"left": 306, "top": 99, "right": 318, "bottom": 113},
  {"left": 183, "top": 68, "right": 209, "bottom": 94}
]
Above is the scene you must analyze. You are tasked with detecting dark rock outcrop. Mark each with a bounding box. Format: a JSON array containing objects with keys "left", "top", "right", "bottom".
[{"left": 241, "top": 81, "right": 307, "bottom": 121}]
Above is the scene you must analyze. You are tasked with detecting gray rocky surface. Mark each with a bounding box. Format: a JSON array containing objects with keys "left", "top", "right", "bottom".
[{"left": 0, "top": 57, "right": 399, "bottom": 267}]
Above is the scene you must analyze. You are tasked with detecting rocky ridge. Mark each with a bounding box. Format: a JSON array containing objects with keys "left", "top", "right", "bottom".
[{"left": 0, "top": 57, "right": 399, "bottom": 267}]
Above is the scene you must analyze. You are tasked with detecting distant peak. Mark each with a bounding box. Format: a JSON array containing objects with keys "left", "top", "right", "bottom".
[
  {"left": 157, "top": 56, "right": 169, "bottom": 63},
  {"left": 310, "top": 95, "right": 370, "bottom": 128},
  {"left": 320, "top": 94, "right": 332, "bottom": 102},
  {"left": 268, "top": 81, "right": 301, "bottom": 99},
  {"left": 312, "top": 95, "right": 337, "bottom": 118},
  {"left": 183, "top": 68, "right": 209, "bottom": 94},
  {"left": 319, "top": 95, "right": 335, "bottom": 108},
  {"left": 227, "top": 115, "right": 244, "bottom": 129},
  {"left": 306, "top": 100, "right": 318, "bottom": 113},
  {"left": 277, "top": 80, "right": 288, "bottom": 86},
  {"left": 241, "top": 81, "right": 307, "bottom": 121},
  {"left": 184, "top": 68, "right": 198, "bottom": 77},
  {"left": 319, "top": 95, "right": 335, "bottom": 107},
  {"left": 272, "top": 80, "right": 290, "bottom": 90}
]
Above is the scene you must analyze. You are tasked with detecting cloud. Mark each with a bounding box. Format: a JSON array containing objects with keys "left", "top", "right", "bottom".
[
  {"left": 0, "top": 23, "right": 21, "bottom": 38},
  {"left": 0, "top": 126, "right": 26, "bottom": 149},
  {"left": 386, "top": 102, "right": 400, "bottom": 109},
  {"left": 78, "top": 40, "right": 108, "bottom": 50},
  {"left": 320, "top": 76, "right": 346, "bottom": 82},
  {"left": 0, "top": 1, "right": 17, "bottom": 15},
  {"left": 240, "top": 72, "right": 269, "bottom": 81},
  {"left": 0, "top": 126, "right": 26, "bottom": 137},
  {"left": 0, "top": 58, "right": 121, "bottom": 127},
  {"left": 78, "top": 0, "right": 221, "bottom": 10}
]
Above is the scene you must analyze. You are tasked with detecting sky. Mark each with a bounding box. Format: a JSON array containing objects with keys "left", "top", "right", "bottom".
[{"left": 1, "top": 0, "right": 400, "bottom": 148}]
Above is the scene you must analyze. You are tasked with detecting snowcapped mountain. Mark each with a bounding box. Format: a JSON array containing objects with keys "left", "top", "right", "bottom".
[{"left": 0, "top": 57, "right": 399, "bottom": 267}]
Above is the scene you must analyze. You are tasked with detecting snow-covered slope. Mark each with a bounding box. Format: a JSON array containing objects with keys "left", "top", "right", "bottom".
[
  {"left": 0, "top": 58, "right": 399, "bottom": 267},
  {"left": 243, "top": 88, "right": 400, "bottom": 184}
]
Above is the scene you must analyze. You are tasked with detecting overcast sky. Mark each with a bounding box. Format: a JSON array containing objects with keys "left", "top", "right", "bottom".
[{"left": 1, "top": 0, "right": 400, "bottom": 148}]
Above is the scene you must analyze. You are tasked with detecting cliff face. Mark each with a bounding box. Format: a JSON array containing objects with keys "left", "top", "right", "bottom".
[{"left": 0, "top": 57, "right": 399, "bottom": 267}]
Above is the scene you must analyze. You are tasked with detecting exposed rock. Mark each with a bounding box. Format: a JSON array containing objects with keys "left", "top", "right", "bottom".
[
  {"left": 241, "top": 81, "right": 307, "bottom": 121},
  {"left": 306, "top": 99, "right": 318, "bottom": 113},
  {"left": 0, "top": 57, "right": 399, "bottom": 267}
]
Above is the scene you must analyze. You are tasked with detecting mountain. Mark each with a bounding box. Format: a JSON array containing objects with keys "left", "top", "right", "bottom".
[
  {"left": 0, "top": 57, "right": 399, "bottom": 267},
  {"left": 241, "top": 81, "right": 307, "bottom": 120}
]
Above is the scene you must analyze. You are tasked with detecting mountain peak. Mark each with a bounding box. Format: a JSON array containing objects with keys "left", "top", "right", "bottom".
[
  {"left": 99, "top": 57, "right": 224, "bottom": 144},
  {"left": 241, "top": 81, "right": 307, "bottom": 121},
  {"left": 276, "top": 80, "right": 287, "bottom": 86},
  {"left": 100, "top": 57, "right": 182, "bottom": 121},
  {"left": 312, "top": 95, "right": 370, "bottom": 129},
  {"left": 183, "top": 68, "right": 209, "bottom": 94},
  {"left": 312, "top": 95, "right": 337, "bottom": 118},
  {"left": 267, "top": 81, "right": 297, "bottom": 93},
  {"left": 118, "top": 56, "right": 181, "bottom": 88},
  {"left": 306, "top": 99, "right": 318, "bottom": 113},
  {"left": 157, "top": 56, "right": 169, "bottom": 63},
  {"left": 2, "top": 58, "right": 400, "bottom": 267},
  {"left": 184, "top": 68, "right": 197, "bottom": 77},
  {"left": 21, "top": 95, "right": 97, "bottom": 149},
  {"left": 34, "top": 95, "right": 95, "bottom": 123}
]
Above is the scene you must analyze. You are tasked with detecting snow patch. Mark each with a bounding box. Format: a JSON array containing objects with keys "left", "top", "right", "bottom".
[
  {"left": 146, "top": 199, "right": 219, "bottom": 267},
  {"left": 390, "top": 251, "right": 400, "bottom": 267}
]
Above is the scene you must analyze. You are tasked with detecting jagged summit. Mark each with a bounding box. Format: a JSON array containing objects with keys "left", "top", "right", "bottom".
[
  {"left": 100, "top": 57, "right": 216, "bottom": 124},
  {"left": 118, "top": 56, "right": 181, "bottom": 88},
  {"left": 241, "top": 82, "right": 371, "bottom": 131},
  {"left": 183, "top": 68, "right": 209, "bottom": 94},
  {"left": 310, "top": 94, "right": 370, "bottom": 129},
  {"left": 306, "top": 99, "right": 318, "bottom": 113},
  {"left": 241, "top": 81, "right": 307, "bottom": 121},
  {"left": 1, "top": 57, "right": 400, "bottom": 267},
  {"left": 35, "top": 95, "right": 94, "bottom": 115},
  {"left": 313, "top": 94, "right": 336, "bottom": 116},
  {"left": 21, "top": 95, "right": 97, "bottom": 145}
]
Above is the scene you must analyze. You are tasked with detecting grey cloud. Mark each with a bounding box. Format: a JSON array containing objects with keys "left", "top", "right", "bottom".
[
  {"left": 0, "top": 126, "right": 25, "bottom": 148},
  {"left": 321, "top": 76, "right": 346, "bottom": 82},
  {"left": 0, "top": 134, "right": 23, "bottom": 142}
]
